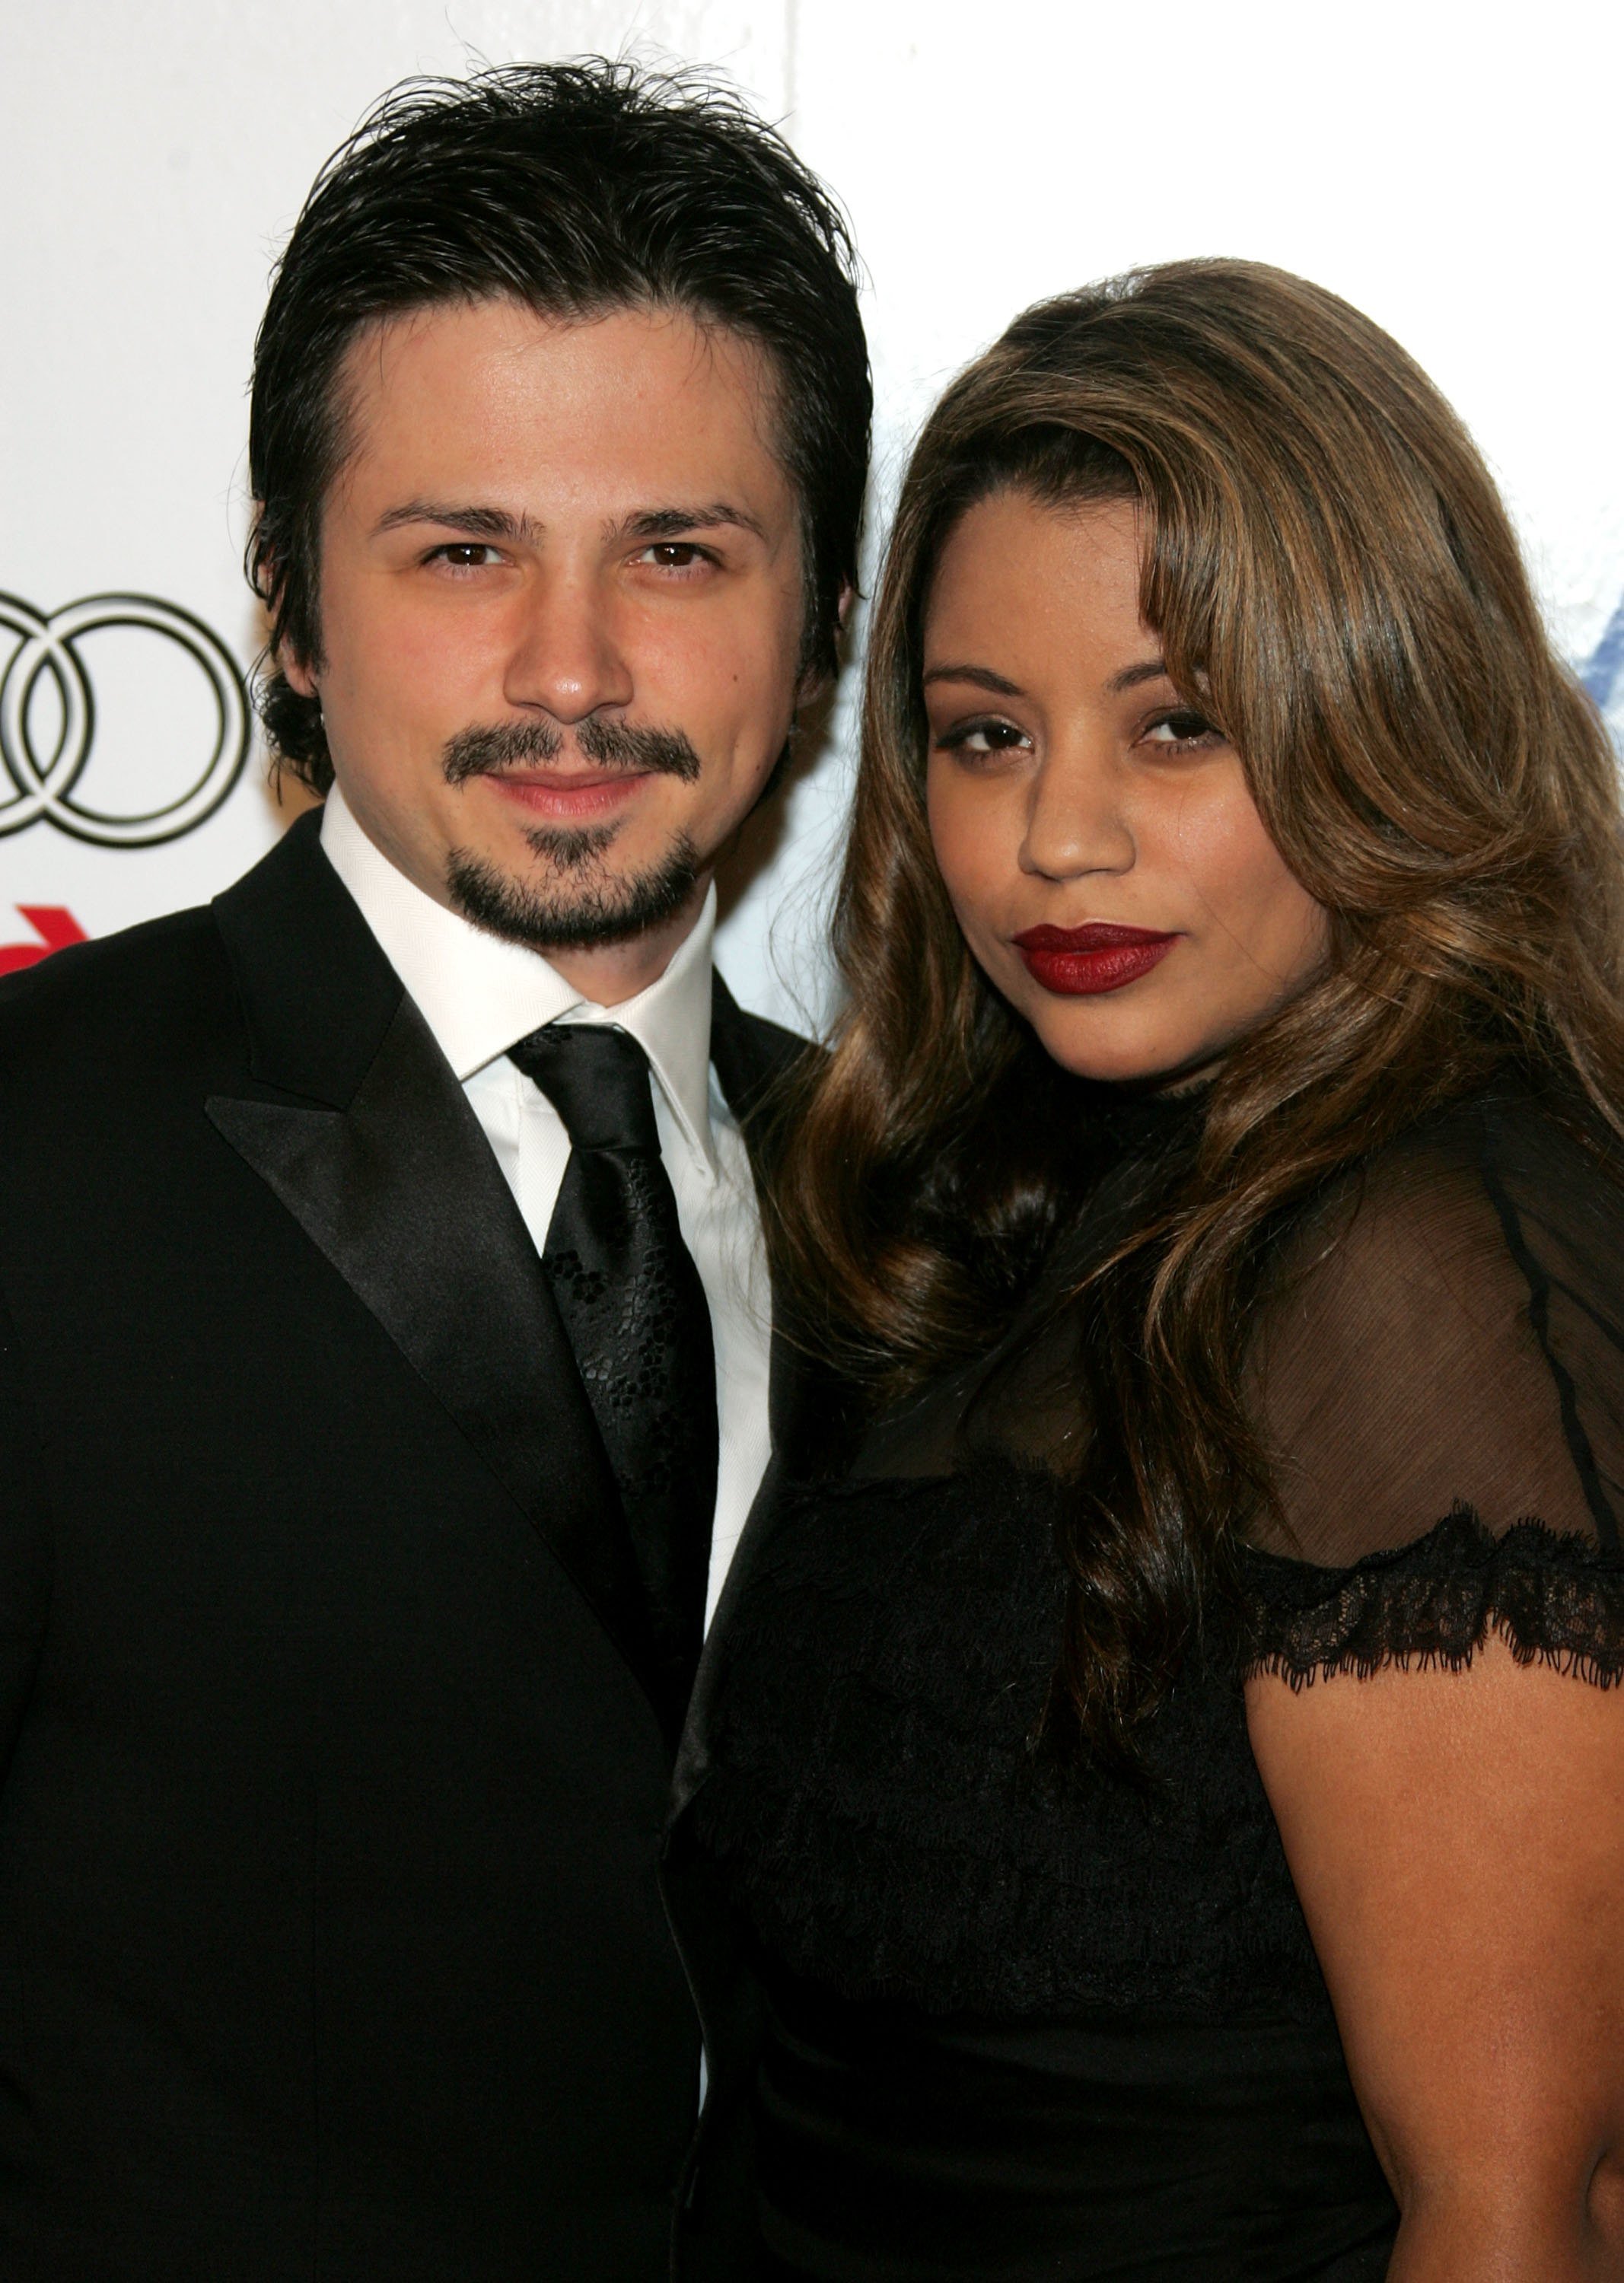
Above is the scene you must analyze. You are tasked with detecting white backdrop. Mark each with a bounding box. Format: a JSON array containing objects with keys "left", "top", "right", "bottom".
[{"left": 3, "top": 0, "right": 1622, "bottom": 1026}]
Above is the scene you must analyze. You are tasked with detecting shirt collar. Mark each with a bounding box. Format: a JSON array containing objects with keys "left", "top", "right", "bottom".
[{"left": 318, "top": 785, "right": 719, "bottom": 1173}]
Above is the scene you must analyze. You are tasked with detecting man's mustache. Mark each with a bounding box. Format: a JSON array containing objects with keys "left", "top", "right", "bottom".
[{"left": 442, "top": 717, "right": 702, "bottom": 787}]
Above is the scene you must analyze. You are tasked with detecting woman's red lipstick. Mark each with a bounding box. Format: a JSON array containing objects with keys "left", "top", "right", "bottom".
[{"left": 1011, "top": 923, "right": 1179, "bottom": 995}]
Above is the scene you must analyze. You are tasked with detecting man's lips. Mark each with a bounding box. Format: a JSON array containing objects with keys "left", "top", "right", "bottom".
[
  {"left": 1011, "top": 922, "right": 1180, "bottom": 996},
  {"left": 476, "top": 767, "right": 653, "bottom": 821}
]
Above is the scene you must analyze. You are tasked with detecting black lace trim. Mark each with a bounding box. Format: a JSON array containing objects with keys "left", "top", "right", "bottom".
[{"left": 1240, "top": 1506, "right": 1624, "bottom": 1689}]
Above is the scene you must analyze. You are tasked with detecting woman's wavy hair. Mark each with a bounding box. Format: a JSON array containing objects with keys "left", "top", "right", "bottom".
[{"left": 770, "top": 258, "right": 1624, "bottom": 1769}]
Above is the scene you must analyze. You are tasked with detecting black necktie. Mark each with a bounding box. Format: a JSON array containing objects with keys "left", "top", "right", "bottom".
[{"left": 508, "top": 1023, "right": 718, "bottom": 1721}]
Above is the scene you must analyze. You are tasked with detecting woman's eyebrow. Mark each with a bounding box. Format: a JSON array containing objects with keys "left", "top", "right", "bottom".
[
  {"left": 922, "top": 660, "right": 1173, "bottom": 697},
  {"left": 1107, "top": 658, "right": 1170, "bottom": 693},
  {"left": 921, "top": 664, "right": 1024, "bottom": 695}
]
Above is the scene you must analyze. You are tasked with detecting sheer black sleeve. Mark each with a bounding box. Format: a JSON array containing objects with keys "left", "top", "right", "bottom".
[{"left": 1240, "top": 1088, "right": 1624, "bottom": 1688}]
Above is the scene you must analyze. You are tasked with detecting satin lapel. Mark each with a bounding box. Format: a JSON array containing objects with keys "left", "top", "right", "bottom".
[
  {"left": 671, "top": 1445, "right": 796, "bottom": 1818},
  {"left": 674, "top": 981, "right": 820, "bottom": 1813},
  {"left": 208, "top": 822, "right": 658, "bottom": 1705},
  {"left": 708, "top": 974, "right": 811, "bottom": 1453}
]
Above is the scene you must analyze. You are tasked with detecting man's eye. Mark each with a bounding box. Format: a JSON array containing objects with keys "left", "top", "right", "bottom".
[
  {"left": 428, "top": 543, "right": 502, "bottom": 571},
  {"left": 638, "top": 542, "right": 710, "bottom": 570}
]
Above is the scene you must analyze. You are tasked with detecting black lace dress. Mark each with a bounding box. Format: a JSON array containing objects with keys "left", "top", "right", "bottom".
[{"left": 687, "top": 1083, "right": 1624, "bottom": 2280}]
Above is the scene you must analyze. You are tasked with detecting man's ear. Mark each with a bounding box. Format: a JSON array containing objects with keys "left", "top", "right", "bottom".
[
  {"left": 280, "top": 648, "right": 319, "bottom": 701},
  {"left": 795, "top": 580, "right": 858, "bottom": 708},
  {"left": 252, "top": 524, "right": 320, "bottom": 700}
]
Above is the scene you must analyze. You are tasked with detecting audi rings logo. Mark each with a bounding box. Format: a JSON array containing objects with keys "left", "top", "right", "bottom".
[{"left": 0, "top": 592, "right": 250, "bottom": 846}]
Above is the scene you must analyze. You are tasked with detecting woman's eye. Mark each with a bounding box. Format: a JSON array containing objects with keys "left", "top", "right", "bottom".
[
  {"left": 1142, "top": 708, "right": 1223, "bottom": 753},
  {"left": 937, "top": 718, "right": 1031, "bottom": 758}
]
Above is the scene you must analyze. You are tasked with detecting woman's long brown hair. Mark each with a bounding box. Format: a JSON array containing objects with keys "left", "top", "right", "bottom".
[{"left": 769, "top": 259, "right": 1624, "bottom": 1769}]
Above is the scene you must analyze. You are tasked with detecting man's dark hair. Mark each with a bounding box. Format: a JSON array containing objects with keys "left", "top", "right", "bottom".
[{"left": 247, "top": 59, "right": 871, "bottom": 794}]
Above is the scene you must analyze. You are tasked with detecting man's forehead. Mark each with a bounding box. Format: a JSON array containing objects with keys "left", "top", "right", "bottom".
[{"left": 334, "top": 295, "right": 789, "bottom": 502}]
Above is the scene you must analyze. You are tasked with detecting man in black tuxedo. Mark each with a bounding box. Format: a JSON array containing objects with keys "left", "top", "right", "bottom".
[{"left": 0, "top": 64, "right": 868, "bottom": 2281}]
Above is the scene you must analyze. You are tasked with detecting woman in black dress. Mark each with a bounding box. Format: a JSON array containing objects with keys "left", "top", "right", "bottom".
[{"left": 683, "top": 260, "right": 1624, "bottom": 2278}]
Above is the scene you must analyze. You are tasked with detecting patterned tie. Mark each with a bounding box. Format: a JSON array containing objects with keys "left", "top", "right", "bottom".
[{"left": 508, "top": 1022, "right": 718, "bottom": 1724}]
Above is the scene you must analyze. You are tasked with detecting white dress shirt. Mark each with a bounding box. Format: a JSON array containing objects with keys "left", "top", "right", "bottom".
[{"left": 320, "top": 786, "right": 773, "bottom": 1622}]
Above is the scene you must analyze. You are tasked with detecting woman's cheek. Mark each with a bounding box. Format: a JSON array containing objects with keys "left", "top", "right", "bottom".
[
  {"left": 1162, "top": 781, "right": 1286, "bottom": 947},
  {"left": 927, "top": 772, "right": 984, "bottom": 914}
]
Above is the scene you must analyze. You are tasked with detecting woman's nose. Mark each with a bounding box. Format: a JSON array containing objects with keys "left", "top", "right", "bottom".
[{"left": 1020, "top": 740, "right": 1135, "bottom": 881}]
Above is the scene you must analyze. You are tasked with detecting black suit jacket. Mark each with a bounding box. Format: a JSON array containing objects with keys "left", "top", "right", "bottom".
[{"left": 0, "top": 810, "right": 804, "bottom": 2281}]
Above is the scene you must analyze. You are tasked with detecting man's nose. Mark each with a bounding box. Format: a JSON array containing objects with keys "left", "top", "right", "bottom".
[
  {"left": 503, "top": 569, "right": 633, "bottom": 726},
  {"left": 1020, "top": 738, "right": 1135, "bottom": 881}
]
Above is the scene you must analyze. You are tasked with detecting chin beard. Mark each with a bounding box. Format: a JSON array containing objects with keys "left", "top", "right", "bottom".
[{"left": 444, "top": 830, "right": 703, "bottom": 954}]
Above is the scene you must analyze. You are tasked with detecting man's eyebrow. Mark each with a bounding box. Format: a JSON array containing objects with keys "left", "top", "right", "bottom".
[
  {"left": 371, "top": 500, "right": 543, "bottom": 543},
  {"left": 921, "top": 664, "right": 1024, "bottom": 696},
  {"left": 616, "top": 502, "right": 768, "bottom": 543},
  {"left": 371, "top": 500, "right": 771, "bottom": 546}
]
